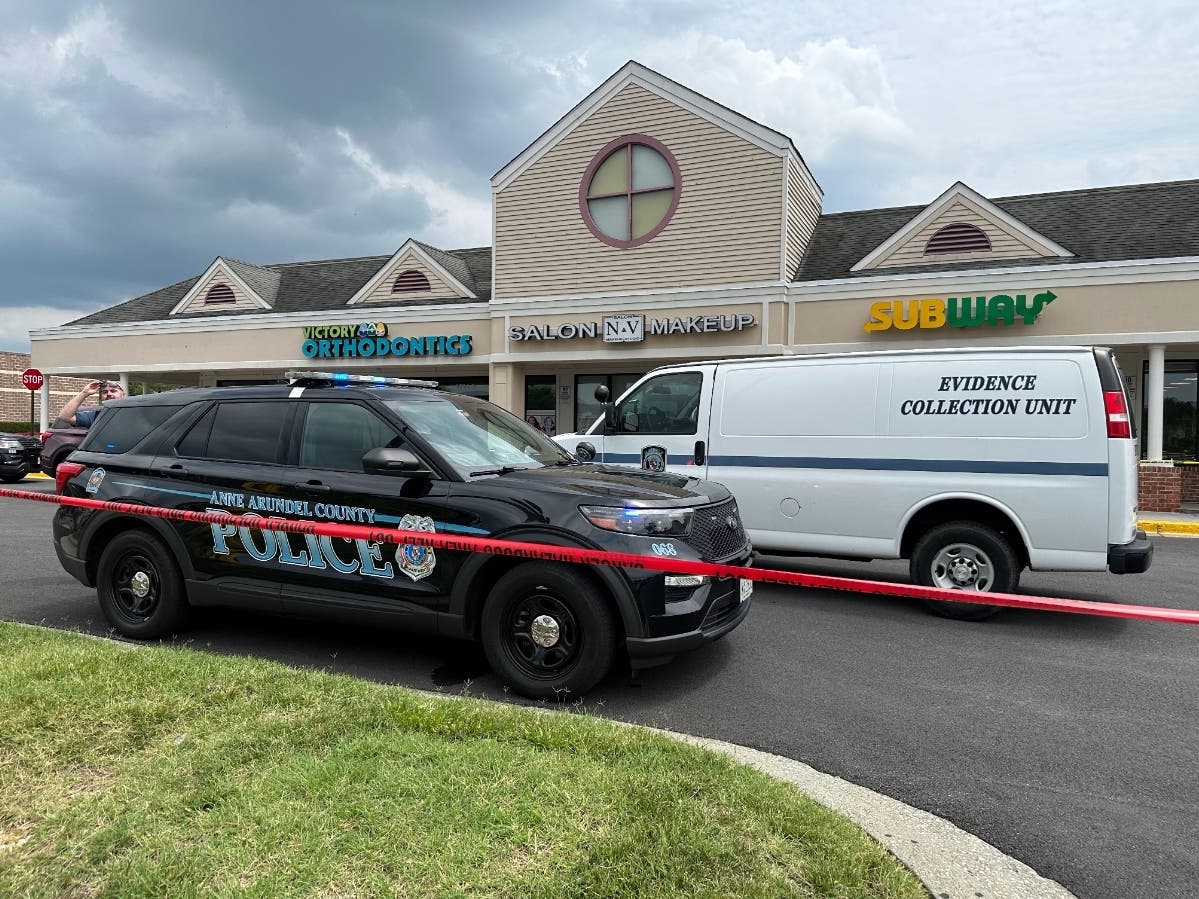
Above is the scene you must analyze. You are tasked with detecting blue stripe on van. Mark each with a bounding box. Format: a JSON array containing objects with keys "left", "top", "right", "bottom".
[{"left": 599, "top": 454, "right": 1107, "bottom": 477}]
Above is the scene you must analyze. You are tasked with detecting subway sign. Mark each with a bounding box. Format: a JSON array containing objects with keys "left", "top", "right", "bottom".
[
  {"left": 301, "top": 322, "right": 472, "bottom": 358},
  {"left": 864, "top": 290, "right": 1056, "bottom": 333}
]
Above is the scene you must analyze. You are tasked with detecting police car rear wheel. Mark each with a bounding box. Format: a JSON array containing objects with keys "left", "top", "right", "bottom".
[
  {"left": 911, "top": 521, "right": 1018, "bottom": 621},
  {"left": 97, "top": 531, "right": 189, "bottom": 638},
  {"left": 482, "top": 563, "right": 616, "bottom": 699}
]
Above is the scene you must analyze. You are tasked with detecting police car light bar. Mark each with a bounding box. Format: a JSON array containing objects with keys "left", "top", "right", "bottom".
[{"left": 285, "top": 370, "right": 439, "bottom": 388}]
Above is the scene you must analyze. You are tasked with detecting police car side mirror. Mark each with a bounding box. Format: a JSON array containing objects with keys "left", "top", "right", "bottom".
[
  {"left": 594, "top": 384, "right": 610, "bottom": 403},
  {"left": 362, "top": 447, "right": 432, "bottom": 477}
]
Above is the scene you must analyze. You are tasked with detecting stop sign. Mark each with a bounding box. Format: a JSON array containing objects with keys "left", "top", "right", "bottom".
[{"left": 21, "top": 368, "right": 43, "bottom": 391}]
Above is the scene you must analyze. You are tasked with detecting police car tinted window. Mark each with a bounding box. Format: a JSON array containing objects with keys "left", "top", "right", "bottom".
[
  {"left": 82, "top": 405, "right": 182, "bottom": 454},
  {"left": 181, "top": 401, "right": 290, "bottom": 464},
  {"left": 300, "top": 402, "right": 402, "bottom": 471}
]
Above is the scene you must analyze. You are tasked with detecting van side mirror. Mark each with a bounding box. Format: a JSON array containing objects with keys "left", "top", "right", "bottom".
[
  {"left": 594, "top": 384, "right": 610, "bottom": 403},
  {"left": 362, "top": 447, "right": 432, "bottom": 477}
]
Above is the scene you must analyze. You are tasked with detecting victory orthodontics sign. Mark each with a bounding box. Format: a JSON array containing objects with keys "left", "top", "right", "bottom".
[{"left": 302, "top": 322, "right": 473, "bottom": 358}]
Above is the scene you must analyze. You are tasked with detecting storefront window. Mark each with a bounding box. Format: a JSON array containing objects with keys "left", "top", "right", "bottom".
[
  {"left": 437, "top": 376, "right": 489, "bottom": 400},
  {"left": 524, "top": 374, "right": 557, "bottom": 436},
  {"left": 1142, "top": 361, "right": 1198, "bottom": 460},
  {"left": 575, "top": 373, "right": 640, "bottom": 433}
]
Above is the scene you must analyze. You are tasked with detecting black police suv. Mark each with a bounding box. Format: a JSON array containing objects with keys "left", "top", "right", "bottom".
[
  {"left": 52, "top": 371, "right": 753, "bottom": 698},
  {"left": 0, "top": 432, "right": 42, "bottom": 482}
]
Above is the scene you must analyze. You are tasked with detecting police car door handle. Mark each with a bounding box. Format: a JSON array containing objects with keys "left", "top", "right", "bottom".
[
  {"left": 299, "top": 480, "right": 331, "bottom": 493},
  {"left": 157, "top": 463, "right": 188, "bottom": 477}
]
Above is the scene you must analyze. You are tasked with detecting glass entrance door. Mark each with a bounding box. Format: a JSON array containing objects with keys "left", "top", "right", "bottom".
[
  {"left": 1142, "top": 360, "right": 1198, "bottom": 460},
  {"left": 574, "top": 373, "right": 640, "bottom": 433}
]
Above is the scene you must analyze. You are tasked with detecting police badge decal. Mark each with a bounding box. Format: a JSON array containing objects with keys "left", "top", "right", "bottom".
[
  {"left": 85, "top": 467, "right": 106, "bottom": 494},
  {"left": 396, "top": 514, "right": 437, "bottom": 581},
  {"left": 640, "top": 445, "right": 667, "bottom": 473}
]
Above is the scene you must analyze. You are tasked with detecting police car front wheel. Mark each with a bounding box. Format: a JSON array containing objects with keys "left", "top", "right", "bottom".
[
  {"left": 481, "top": 563, "right": 616, "bottom": 700},
  {"left": 96, "top": 530, "right": 189, "bottom": 638}
]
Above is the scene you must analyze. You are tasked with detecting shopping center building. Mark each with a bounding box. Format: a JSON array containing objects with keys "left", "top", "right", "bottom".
[{"left": 29, "top": 61, "right": 1199, "bottom": 508}]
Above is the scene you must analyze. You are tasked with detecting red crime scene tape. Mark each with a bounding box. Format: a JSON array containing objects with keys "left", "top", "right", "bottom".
[{"left": 3, "top": 486, "right": 1197, "bottom": 626}]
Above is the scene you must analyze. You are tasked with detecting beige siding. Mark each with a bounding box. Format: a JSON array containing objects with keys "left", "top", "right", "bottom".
[
  {"left": 358, "top": 252, "right": 468, "bottom": 303},
  {"left": 32, "top": 318, "right": 493, "bottom": 371},
  {"left": 494, "top": 84, "right": 784, "bottom": 298},
  {"left": 872, "top": 200, "right": 1049, "bottom": 269},
  {"left": 176, "top": 267, "right": 263, "bottom": 315},
  {"left": 784, "top": 153, "right": 820, "bottom": 279}
]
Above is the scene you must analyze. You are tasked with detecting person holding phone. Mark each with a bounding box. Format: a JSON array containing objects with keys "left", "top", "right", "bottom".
[{"left": 57, "top": 379, "right": 127, "bottom": 427}]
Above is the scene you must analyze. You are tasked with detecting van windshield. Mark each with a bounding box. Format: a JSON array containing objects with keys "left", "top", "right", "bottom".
[{"left": 384, "top": 393, "right": 573, "bottom": 477}]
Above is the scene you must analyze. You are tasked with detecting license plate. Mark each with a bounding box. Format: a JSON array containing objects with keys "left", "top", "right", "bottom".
[{"left": 739, "top": 579, "right": 753, "bottom": 603}]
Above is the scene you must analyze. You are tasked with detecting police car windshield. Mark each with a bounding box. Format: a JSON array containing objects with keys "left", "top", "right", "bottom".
[{"left": 385, "top": 394, "right": 573, "bottom": 477}]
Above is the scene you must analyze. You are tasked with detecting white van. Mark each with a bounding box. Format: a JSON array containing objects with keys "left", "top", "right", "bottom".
[{"left": 554, "top": 346, "right": 1152, "bottom": 618}]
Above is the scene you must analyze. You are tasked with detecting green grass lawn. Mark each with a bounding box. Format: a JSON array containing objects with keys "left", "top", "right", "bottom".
[{"left": 0, "top": 622, "right": 927, "bottom": 898}]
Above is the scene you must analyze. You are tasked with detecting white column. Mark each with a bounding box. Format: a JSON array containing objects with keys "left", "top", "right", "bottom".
[
  {"left": 140, "top": 381, "right": 150, "bottom": 395},
  {"left": 117, "top": 373, "right": 130, "bottom": 395},
  {"left": 1146, "top": 344, "right": 1165, "bottom": 461},
  {"left": 39, "top": 384, "right": 50, "bottom": 431}
]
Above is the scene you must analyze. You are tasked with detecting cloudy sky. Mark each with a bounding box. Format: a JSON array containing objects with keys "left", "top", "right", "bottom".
[{"left": 2, "top": 0, "right": 1196, "bottom": 350}]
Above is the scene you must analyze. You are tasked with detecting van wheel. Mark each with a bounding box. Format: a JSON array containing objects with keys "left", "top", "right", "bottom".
[
  {"left": 910, "top": 522, "right": 1019, "bottom": 621},
  {"left": 96, "top": 531, "right": 189, "bottom": 638},
  {"left": 481, "top": 563, "right": 616, "bottom": 700}
]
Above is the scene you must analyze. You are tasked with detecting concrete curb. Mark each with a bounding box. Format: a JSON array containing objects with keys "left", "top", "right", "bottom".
[
  {"left": 672, "top": 732, "right": 1078, "bottom": 899},
  {"left": 1138, "top": 519, "right": 1199, "bottom": 536}
]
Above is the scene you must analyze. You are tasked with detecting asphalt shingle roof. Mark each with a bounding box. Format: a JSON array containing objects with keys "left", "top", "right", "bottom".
[
  {"left": 224, "top": 258, "right": 282, "bottom": 306},
  {"left": 64, "top": 179, "right": 1199, "bottom": 328},
  {"left": 794, "top": 178, "right": 1199, "bottom": 282},
  {"left": 66, "top": 247, "right": 492, "bottom": 327}
]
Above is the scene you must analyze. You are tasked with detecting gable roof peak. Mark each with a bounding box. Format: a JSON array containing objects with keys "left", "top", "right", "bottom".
[
  {"left": 491, "top": 58, "right": 813, "bottom": 194},
  {"left": 849, "top": 180, "right": 1074, "bottom": 272},
  {"left": 344, "top": 237, "right": 479, "bottom": 305},
  {"left": 168, "top": 256, "right": 274, "bottom": 314}
]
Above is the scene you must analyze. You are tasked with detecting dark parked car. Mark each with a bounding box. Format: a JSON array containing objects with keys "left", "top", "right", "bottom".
[
  {"left": 51, "top": 371, "right": 753, "bottom": 698},
  {"left": 0, "top": 431, "right": 42, "bottom": 482},
  {"left": 39, "top": 418, "right": 91, "bottom": 476}
]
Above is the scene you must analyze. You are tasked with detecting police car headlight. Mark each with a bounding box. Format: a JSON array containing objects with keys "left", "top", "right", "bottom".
[
  {"left": 665, "top": 574, "right": 708, "bottom": 587},
  {"left": 0, "top": 437, "right": 21, "bottom": 450},
  {"left": 579, "top": 505, "right": 693, "bottom": 537}
]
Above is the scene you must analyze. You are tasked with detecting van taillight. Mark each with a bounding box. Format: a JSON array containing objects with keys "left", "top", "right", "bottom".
[
  {"left": 1104, "top": 390, "right": 1132, "bottom": 439},
  {"left": 55, "top": 461, "right": 85, "bottom": 494}
]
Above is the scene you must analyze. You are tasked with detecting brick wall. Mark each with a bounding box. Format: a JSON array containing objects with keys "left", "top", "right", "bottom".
[
  {"left": 0, "top": 351, "right": 99, "bottom": 426},
  {"left": 1178, "top": 463, "right": 1199, "bottom": 504},
  {"left": 1138, "top": 462, "right": 1181, "bottom": 513}
]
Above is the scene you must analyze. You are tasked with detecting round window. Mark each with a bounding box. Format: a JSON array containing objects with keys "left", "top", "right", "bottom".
[{"left": 579, "top": 134, "right": 680, "bottom": 248}]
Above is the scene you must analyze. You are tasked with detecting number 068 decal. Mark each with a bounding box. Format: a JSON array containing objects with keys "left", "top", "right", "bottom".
[{"left": 651, "top": 542, "right": 678, "bottom": 557}]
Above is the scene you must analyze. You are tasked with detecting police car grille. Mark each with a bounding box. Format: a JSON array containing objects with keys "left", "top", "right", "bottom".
[
  {"left": 15, "top": 436, "right": 40, "bottom": 458},
  {"left": 686, "top": 499, "right": 749, "bottom": 561}
]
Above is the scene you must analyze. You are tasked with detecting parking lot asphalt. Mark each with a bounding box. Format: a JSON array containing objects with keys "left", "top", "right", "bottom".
[{"left": 2, "top": 479, "right": 1197, "bottom": 899}]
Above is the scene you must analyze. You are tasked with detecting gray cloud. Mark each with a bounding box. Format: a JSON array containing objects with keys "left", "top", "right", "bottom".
[{"left": 1, "top": 0, "right": 1195, "bottom": 351}]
